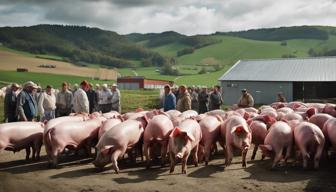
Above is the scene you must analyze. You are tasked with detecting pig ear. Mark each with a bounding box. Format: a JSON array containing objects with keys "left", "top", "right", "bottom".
[
  {"left": 185, "top": 132, "right": 195, "bottom": 141},
  {"left": 306, "top": 108, "right": 316, "bottom": 118},
  {"left": 259, "top": 144, "right": 272, "bottom": 152},
  {"left": 243, "top": 112, "right": 249, "bottom": 120},
  {"left": 247, "top": 119, "right": 253, "bottom": 126},
  {"left": 117, "top": 115, "right": 124, "bottom": 122},
  {"left": 215, "top": 115, "right": 223, "bottom": 123},
  {"left": 231, "top": 125, "right": 248, "bottom": 134},
  {"left": 170, "top": 127, "right": 181, "bottom": 137}
]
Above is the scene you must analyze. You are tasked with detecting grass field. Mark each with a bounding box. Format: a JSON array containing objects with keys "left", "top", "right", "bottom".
[{"left": 0, "top": 71, "right": 114, "bottom": 88}]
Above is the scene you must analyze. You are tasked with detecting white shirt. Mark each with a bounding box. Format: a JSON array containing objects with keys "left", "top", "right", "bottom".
[
  {"left": 40, "top": 92, "right": 56, "bottom": 113},
  {"left": 72, "top": 88, "right": 89, "bottom": 113},
  {"left": 98, "top": 89, "right": 112, "bottom": 105}
]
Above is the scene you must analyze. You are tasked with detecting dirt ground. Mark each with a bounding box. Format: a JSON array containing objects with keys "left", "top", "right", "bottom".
[
  {"left": 0, "top": 147, "right": 336, "bottom": 192},
  {"left": 0, "top": 50, "right": 117, "bottom": 80}
]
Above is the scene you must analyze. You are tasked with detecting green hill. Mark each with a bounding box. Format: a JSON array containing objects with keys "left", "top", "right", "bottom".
[{"left": 1, "top": 25, "right": 336, "bottom": 86}]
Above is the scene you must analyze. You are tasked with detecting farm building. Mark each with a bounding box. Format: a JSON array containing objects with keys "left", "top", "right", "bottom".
[
  {"left": 218, "top": 57, "right": 336, "bottom": 105},
  {"left": 117, "top": 76, "right": 174, "bottom": 90}
]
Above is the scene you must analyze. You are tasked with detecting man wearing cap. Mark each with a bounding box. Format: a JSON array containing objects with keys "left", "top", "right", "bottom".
[
  {"left": 4, "top": 83, "right": 20, "bottom": 122},
  {"left": 56, "top": 82, "right": 73, "bottom": 117},
  {"left": 176, "top": 85, "right": 191, "bottom": 112},
  {"left": 16, "top": 81, "right": 38, "bottom": 121},
  {"left": 111, "top": 83, "right": 121, "bottom": 113},
  {"left": 238, "top": 89, "right": 254, "bottom": 108},
  {"left": 72, "top": 80, "right": 90, "bottom": 114},
  {"left": 98, "top": 84, "right": 112, "bottom": 113},
  {"left": 39, "top": 85, "right": 56, "bottom": 121},
  {"left": 163, "top": 85, "right": 176, "bottom": 111}
]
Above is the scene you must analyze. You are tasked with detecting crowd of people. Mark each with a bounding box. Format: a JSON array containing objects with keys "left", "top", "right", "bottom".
[
  {"left": 3, "top": 80, "right": 121, "bottom": 122},
  {"left": 162, "top": 84, "right": 226, "bottom": 113}
]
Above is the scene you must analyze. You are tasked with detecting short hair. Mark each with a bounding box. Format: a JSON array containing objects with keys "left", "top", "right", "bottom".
[
  {"left": 80, "top": 80, "right": 89, "bottom": 87},
  {"left": 214, "top": 85, "right": 221, "bottom": 89},
  {"left": 62, "top": 82, "right": 68, "bottom": 86},
  {"left": 164, "top": 85, "right": 171, "bottom": 89}
]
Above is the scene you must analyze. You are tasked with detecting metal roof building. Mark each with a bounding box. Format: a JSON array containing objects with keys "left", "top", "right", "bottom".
[{"left": 218, "top": 57, "right": 336, "bottom": 105}]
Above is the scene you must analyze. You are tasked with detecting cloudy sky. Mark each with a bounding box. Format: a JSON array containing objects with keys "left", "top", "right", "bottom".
[{"left": 0, "top": 0, "right": 335, "bottom": 35}]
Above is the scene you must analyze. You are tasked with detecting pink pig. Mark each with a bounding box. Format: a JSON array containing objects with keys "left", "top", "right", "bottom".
[
  {"left": 221, "top": 115, "right": 251, "bottom": 167},
  {"left": 168, "top": 119, "right": 202, "bottom": 174},
  {"left": 98, "top": 117, "right": 123, "bottom": 139},
  {"left": 294, "top": 122, "right": 325, "bottom": 169},
  {"left": 143, "top": 114, "right": 174, "bottom": 168},
  {"left": 0, "top": 122, "right": 44, "bottom": 161},
  {"left": 259, "top": 121, "right": 293, "bottom": 168}
]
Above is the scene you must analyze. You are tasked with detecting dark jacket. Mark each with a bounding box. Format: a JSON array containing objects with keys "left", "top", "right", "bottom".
[
  {"left": 209, "top": 91, "right": 223, "bottom": 111},
  {"left": 198, "top": 91, "right": 209, "bottom": 114},
  {"left": 17, "top": 90, "right": 37, "bottom": 121},
  {"left": 4, "top": 90, "right": 17, "bottom": 122},
  {"left": 86, "top": 89, "right": 97, "bottom": 113}
]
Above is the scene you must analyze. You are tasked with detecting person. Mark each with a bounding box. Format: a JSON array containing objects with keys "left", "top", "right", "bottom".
[
  {"left": 16, "top": 81, "right": 38, "bottom": 121},
  {"left": 198, "top": 86, "right": 209, "bottom": 114},
  {"left": 86, "top": 83, "right": 97, "bottom": 113},
  {"left": 94, "top": 84, "right": 100, "bottom": 111},
  {"left": 72, "top": 80, "right": 90, "bottom": 113},
  {"left": 163, "top": 85, "right": 176, "bottom": 111},
  {"left": 111, "top": 83, "right": 121, "bottom": 113},
  {"left": 98, "top": 84, "right": 112, "bottom": 113},
  {"left": 276, "top": 93, "right": 287, "bottom": 102},
  {"left": 56, "top": 82, "right": 73, "bottom": 117},
  {"left": 39, "top": 85, "right": 56, "bottom": 121},
  {"left": 4, "top": 83, "right": 20, "bottom": 122},
  {"left": 238, "top": 89, "right": 254, "bottom": 108},
  {"left": 176, "top": 85, "right": 191, "bottom": 112},
  {"left": 209, "top": 85, "right": 223, "bottom": 111},
  {"left": 190, "top": 86, "right": 199, "bottom": 112}
]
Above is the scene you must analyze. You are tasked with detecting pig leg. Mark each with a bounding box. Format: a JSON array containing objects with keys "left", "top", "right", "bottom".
[
  {"left": 225, "top": 145, "right": 233, "bottom": 166},
  {"left": 160, "top": 141, "right": 168, "bottom": 167},
  {"left": 192, "top": 144, "right": 199, "bottom": 167},
  {"left": 144, "top": 141, "right": 151, "bottom": 169},
  {"left": 182, "top": 152, "right": 190, "bottom": 174},
  {"left": 284, "top": 145, "right": 292, "bottom": 165},
  {"left": 271, "top": 148, "right": 283, "bottom": 169},
  {"left": 111, "top": 149, "right": 125, "bottom": 174},
  {"left": 314, "top": 144, "right": 324, "bottom": 169},
  {"left": 31, "top": 144, "right": 37, "bottom": 161},
  {"left": 251, "top": 145, "right": 258, "bottom": 160},
  {"left": 25, "top": 147, "right": 31, "bottom": 161},
  {"left": 169, "top": 152, "right": 176, "bottom": 173},
  {"left": 242, "top": 148, "right": 248, "bottom": 167},
  {"left": 36, "top": 141, "right": 42, "bottom": 161},
  {"left": 204, "top": 142, "right": 212, "bottom": 165}
]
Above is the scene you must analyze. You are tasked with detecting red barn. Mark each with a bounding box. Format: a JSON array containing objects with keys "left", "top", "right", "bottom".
[{"left": 117, "top": 76, "right": 174, "bottom": 90}]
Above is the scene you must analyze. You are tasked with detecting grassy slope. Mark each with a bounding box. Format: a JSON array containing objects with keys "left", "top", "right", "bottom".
[{"left": 0, "top": 71, "right": 115, "bottom": 88}]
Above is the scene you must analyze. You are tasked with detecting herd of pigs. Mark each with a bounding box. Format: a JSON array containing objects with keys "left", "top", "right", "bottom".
[{"left": 1, "top": 101, "right": 336, "bottom": 174}]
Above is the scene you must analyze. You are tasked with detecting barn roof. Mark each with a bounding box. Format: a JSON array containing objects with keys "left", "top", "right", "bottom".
[{"left": 219, "top": 57, "right": 336, "bottom": 82}]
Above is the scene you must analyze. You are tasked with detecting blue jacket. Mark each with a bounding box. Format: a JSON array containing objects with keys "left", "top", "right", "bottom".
[
  {"left": 17, "top": 90, "right": 37, "bottom": 120},
  {"left": 164, "top": 93, "right": 176, "bottom": 112}
]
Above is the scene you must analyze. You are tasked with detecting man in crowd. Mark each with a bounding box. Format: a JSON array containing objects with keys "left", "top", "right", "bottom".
[
  {"left": 111, "top": 83, "right": 121, "bottom": 113},
  {"left": 98, "top": 84, "right": 112, "bottom": 113},
  {"left": 190, "top": 86, "right": 199, "bottom": 112},
  {"left": 86, "top": 83, "right": 97, "bottom": 113},
  {"left": 276, "top": 92, "right": 287, "bottom": 102},
  {"left": 4, "top": 83, "right": 20, "bottom": 122},
  {"left": 16, "top": 81, "right": 38, "bottom": 121},
  {"left": 56, "top": 82, "right": 73, "bottom": 117},
  {"left": 39, "top": 85, "right": 56, "bottom": 121},
  {"left": 198, "top": 86, "right": 209, "bottom": 114},
  {"left": 238, "top": 89, "right": 254, "bottom": 108},
  {"left": 73, "top": 80, "right": 90, "bottom": 113},
  {"left": 163, "top": 84, "right": 176, "bottom": 112},
  {"left": 176, "top": 85, "right": 191, "bottom": 112},
  {"left": 209, "top": 85, "right": 223, "bottom": 111}
]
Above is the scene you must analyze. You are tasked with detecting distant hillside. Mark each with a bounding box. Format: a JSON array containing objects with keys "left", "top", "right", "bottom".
[{"left": 0, "top": 25, "right": 158, "bottom": 68}]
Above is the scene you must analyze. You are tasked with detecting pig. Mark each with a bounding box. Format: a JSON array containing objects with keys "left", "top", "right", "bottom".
[
  {"left": 323, "top": 103, "right": 336, "bottom": 117},
  {"left": 179, "top": 110, "right": 198, "bottom": 119},
  {"left": 294, "top": 122, "right": 325, "bottom": 169},
  {"left": 259, "top": 121, "right": 293, "bottom": 168},
  {"left": 248, "top": 115, "right": 277, "bottom": 160},
  {"left": 44, "top": 115, "right": 88, "bottom": 162},
  {"left": 322, "top": 118, "right": 336, "bottom": 153},
  {"left": 169, "top": 119, "right": 202, "bottom": 174},
  {"left": 143, "top": 114, "right": 174, "bottom": 168},
  {"left": 270, "top": 102, "right": 287, "bottom": 109},
  {"left": 198, "top": 115, "right": 222, "bottom": 165},
  {"left": 98, "top": 117, "right": 123, "bottom": 139},
  {"left": 93, "top": 117, "right": 147, "bottom": 173},
  {"left": 165, "top": 110, "right": 182, "bottom": 119},
  {"left": 282, "top": 112, "right": 303, "bottom": 122},
  {"left": 277, "top": 107, "right": 294, "bottom": 115},
  {"left": 221, "top": 115, "right": 251, "bottom": 167},
  {"left": 47, "top": 116, "right": 106, "bottom": 167},
  {"left": 102, "top": 111, "right": 120, "bottom": 119},
  {"left": 0, "top": 122, "right": 44, "bottom": 161},
  {"left": 309, "top": 113, "right": 333, "bottom": 130}
]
